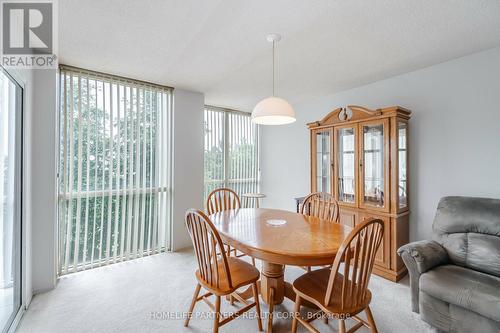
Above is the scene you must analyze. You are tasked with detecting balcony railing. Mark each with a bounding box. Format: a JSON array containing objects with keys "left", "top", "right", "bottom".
[{"left": 58, "top": 187, "right": 171, "bottom": 274}]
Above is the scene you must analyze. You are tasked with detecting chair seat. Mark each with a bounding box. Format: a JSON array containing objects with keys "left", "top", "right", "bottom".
[
  {"left": 293, "top": 268, "right": 372, "bottom": 316},
  {"left": 420, "top": 265, "right": 500, "bottom": 322},
  {"left": 196, "top": 257, "right": 260, "bottom": 296}
]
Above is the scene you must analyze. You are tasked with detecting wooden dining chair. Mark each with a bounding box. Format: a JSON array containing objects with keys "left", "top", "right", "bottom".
[
  {"left": 300, "top": 192, "right": 340, "bottom": 271},
  {"left": 207, "top": 188, "right": 241, "bottom": 216},
  {"left": 184, "top": 209, "right": 263, "bottom": 333},
  {"left": 300, "top": 192, "right": 340, "bottom": 222},
  {"left": 206, "top": 188, "right": 256, "bottom": 266},
  {"left": 291, "top": 218, "right": 384, "bottom": 333}
]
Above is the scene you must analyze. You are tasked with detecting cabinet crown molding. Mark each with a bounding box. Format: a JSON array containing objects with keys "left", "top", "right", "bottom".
[{"left": 307, "top": 105, "right": 411, "bottom": 128}]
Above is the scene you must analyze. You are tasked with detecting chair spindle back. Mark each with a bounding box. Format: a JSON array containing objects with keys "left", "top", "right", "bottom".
[
  {"left": 185, "top": 209, "right": 232, "bottom": 290},
  {"left": 206, "top": 188, "right": 241, "bottom": 215},
  {"left": 325, "top": 218, "right": 384, "bottom": 310},
  {"left": 300, "top": 192, "right": 339, "bottom": 222}
]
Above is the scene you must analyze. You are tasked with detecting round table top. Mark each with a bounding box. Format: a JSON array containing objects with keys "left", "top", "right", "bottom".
[{"left": 210, "top": 208, "right": 352, "bottom": 266}]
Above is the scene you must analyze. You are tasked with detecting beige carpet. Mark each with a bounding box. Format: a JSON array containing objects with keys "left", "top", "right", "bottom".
[{"left": 17, "top": 249, "right": 435, "bottom": 333}]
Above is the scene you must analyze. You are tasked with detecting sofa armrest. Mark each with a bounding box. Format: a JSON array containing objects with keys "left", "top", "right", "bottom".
[
  {"left": 398, "top": 240, "right": 448, "bottom": 274},
  {"left": 397, "top": 240, "right": 448, "bottom": 313}
]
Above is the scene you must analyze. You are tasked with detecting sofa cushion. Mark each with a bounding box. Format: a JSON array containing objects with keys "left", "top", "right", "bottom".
[
  {"left": 433, "top": 196, "right": 500, "bottom": 277},
  {"left": 420, "top": 265, "right": 500, "bottom": 322},
  {"left": 420, "top": 292, "right": 500, "bottom": 333}
]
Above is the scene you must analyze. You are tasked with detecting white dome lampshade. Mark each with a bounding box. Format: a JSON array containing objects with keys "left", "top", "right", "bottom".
[
  {"left": 251, "top": 33, "right": 296, "bottom": 125},
  {"left": 252, "top": 96, "right": 296, "bottom": 125}
]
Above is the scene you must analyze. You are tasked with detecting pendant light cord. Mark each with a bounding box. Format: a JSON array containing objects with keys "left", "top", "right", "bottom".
[{"left": 272, "top": 39, "right": 275, "bottom": 97}]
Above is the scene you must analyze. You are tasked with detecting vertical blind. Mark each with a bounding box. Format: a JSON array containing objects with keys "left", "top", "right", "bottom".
[
  {"left": 204, "top": 106, "right": 259, "bottom": 202},
  {"left": 58, "top": 66, "right": 173, "bottom": 275}
]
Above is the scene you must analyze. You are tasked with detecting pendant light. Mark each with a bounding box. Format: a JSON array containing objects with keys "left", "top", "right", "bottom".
[{"left": 252, "top": 34, "right": 296, "bottom": 125}]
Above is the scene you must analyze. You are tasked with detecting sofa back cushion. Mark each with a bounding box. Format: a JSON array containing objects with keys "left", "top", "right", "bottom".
[{"left": 433, "top": 196, "right": 500, "bottom": 277}]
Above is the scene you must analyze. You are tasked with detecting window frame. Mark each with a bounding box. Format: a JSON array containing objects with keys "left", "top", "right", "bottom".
[
  {"left": 0, "top": 66, "right": 24, "bottom": 333},
  {"left": 203, "top": 105, "right": 260, "bottom": 202}
]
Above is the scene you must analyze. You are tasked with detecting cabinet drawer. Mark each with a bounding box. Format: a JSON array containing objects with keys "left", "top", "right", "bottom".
[{"left": 358, "top": 213, "right": 391, "bottom": 269}]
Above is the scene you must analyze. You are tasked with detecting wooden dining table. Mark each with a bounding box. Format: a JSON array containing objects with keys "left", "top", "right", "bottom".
[{"left": 210, "top": 208, "right": 352, "bottom": 332}]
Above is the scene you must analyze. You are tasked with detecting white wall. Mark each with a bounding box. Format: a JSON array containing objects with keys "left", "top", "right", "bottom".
[
  {"left": 30, "top": 69, "right": 58, "bottom": 293},
  {"left": 172, "top": 89, "right": 205, "bottom": 250},
  {"left": 261, "top": 46, "right": 500, "bottom": 241}
]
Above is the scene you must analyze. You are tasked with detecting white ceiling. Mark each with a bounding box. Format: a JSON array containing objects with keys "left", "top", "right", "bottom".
[{"left": 59, "top": 0, "right": 500, "bottom": 111}]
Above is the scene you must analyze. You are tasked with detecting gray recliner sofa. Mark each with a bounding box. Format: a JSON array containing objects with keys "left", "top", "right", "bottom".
[{"left": 398, "top": 196, "right": 500, "bottom": 333}]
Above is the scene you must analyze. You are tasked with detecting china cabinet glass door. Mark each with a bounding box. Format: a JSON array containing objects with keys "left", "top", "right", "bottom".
[
  {"left": 398, "top": 121, "right": 408, "bottom": 210},
  {"left": 359, "top": 120, "right": 389, "bottom": 211},
  {"left": 312, "top": 129, "right": 332, "bottom": 193},
  {"left": 335, "top": 125, "right": 357, "bottom": 205}
]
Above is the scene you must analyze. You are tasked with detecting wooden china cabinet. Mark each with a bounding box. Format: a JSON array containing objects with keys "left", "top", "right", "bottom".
[{"left": 308, "top": 105, "right": 411, "bottom": 282}]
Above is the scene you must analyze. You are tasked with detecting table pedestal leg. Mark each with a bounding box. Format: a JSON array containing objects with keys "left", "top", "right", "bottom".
[
  {"left": 260, "top": 262, "right": 285, "bottom": 305},
  {"left": 260, "top": 262, "right": 285, "bottom": 333},
  {"left": 267, "top": 287, "right": 275, "bottom": 333},
  {"left": 228, "top": 261, "right": 318, "bottom": 332}
]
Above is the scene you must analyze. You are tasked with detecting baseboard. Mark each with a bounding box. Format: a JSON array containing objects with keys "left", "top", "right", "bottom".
[{"left": 33, "top": 284, "right": 56, "bottom": 295}]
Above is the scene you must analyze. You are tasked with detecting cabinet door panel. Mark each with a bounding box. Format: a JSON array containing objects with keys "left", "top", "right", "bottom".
[
  {"left": 311, "top": 128, "right": 333, "bottom": 193},
  {"left": 359, "top": 119, "right": 390, "bottom": 212},
  {"left": 358, "top": 213, "right": 390, "bottom": 269},
  {"left": 334, "top": 125, "right": 358, "bottom": 207},
  {"left": 338, "top": 209, "right": 357, "bottom": 228},
  {"left": 397, "top": 120, "right": 409, "bottom": 211}
]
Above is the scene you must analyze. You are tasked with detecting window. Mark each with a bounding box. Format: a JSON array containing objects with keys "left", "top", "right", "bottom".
[
  {"left": 58, "top": 66, "right": 173, "bottom": 275},
  {"left": 0, "top": 68, "right": 23, "bottom": 332},
  {"left": 204, "top": 106, "right": 259, "bottom": 201}
]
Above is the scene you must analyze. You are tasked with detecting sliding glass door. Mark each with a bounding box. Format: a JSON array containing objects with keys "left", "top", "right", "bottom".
[{"left": 0, "top": 68, "right": 22, "bottom": 332}]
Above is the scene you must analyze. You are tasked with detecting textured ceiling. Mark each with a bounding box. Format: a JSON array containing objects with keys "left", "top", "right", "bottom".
[{"left": 59, "top": 0, "right": 500, "bottom": 111}]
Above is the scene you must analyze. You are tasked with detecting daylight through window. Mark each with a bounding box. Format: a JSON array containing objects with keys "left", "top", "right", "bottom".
[
  {"left": 204, "top": 106, "right": 259, "bottom": 203},
  {"left": 58, "top": 66, "right": 173, "bottom": 275}
]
